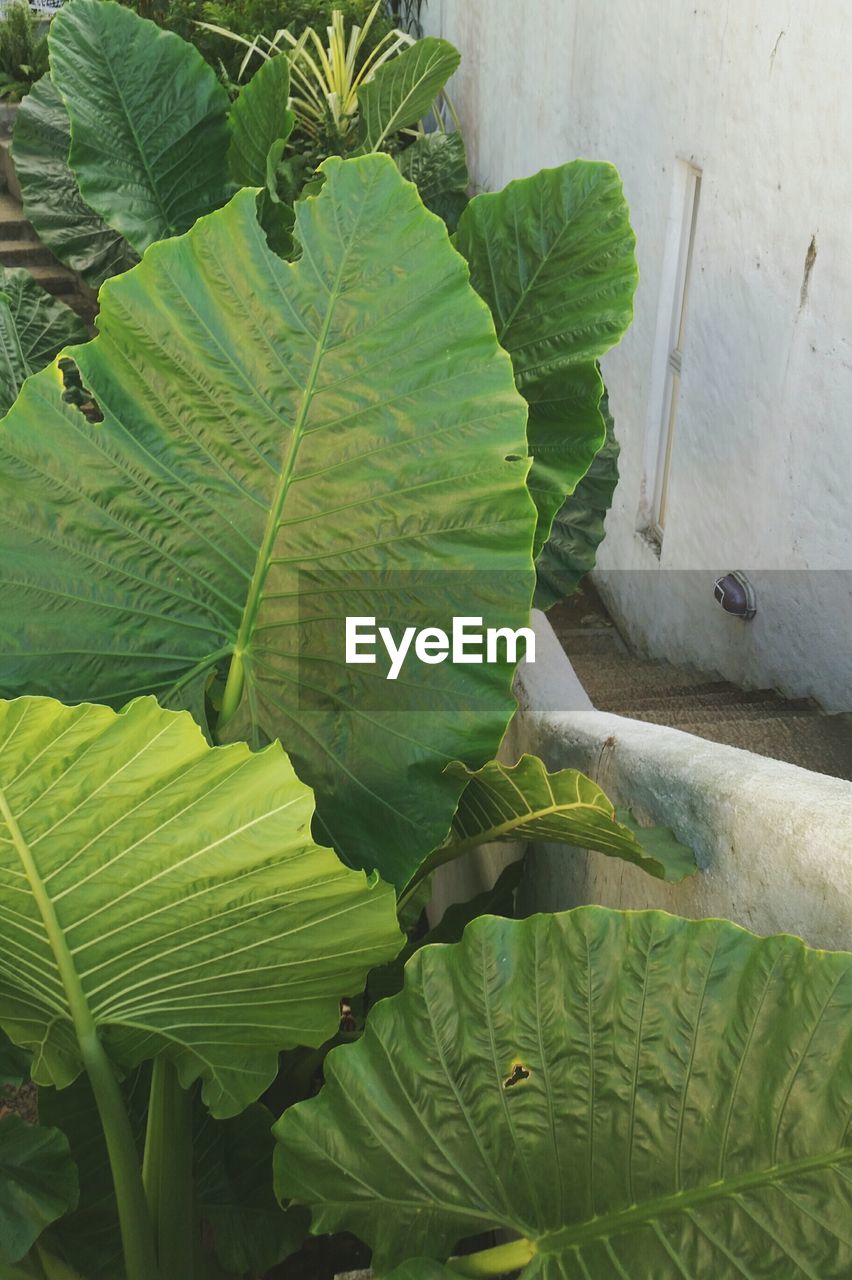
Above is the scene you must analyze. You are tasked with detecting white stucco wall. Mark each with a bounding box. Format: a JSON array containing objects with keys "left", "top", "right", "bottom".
[
  {"left": 424, "top": 0, "right": 852, "bottom": 711},
  {"left": 434, "top": 614, "right": 852, "bottom": 950}
]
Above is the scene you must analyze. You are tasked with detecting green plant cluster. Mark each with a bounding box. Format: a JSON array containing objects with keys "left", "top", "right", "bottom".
[
  {"left": 116, "top": 0, "right": 393, "bottom": 79},
  {"left": 0, "top": 0, "right": 49, "bottom": 102},
  {"left": 0, "top": 3, "right": 849, "bottom": 1278}
]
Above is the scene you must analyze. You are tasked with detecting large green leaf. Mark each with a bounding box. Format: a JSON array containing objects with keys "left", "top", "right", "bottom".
[
  {"left": 535, "top": 387, "right": 619, "bottom": 608},
  {"left": 0, "top": 267, "right": 88, "bottom": 415},
  {"left": 40, "top": 1071, "right": 306, "bottom": 1280},
  {"left": 397, "top": 132, "right": 468, "bottom": 232},
  {"left": 432, "top": 754, "right": 696, "bottom": 882},
  {"left": 195, "top": 1102, "right": 309, "bottom": 1275},
  {"left": 48, "top": 0, "right": 233, "bottom": 254},
  {"left": 228, "top": 53, "right": 294, "bottom": 188},
  {"left": 0, "top": 1027, "right": 30, "bottom": 1086},
  {"left": 275, "top": 909, "right": 852, "bottom": 1277},
  {"left": 455, "top": 163, "right": 637, "bottom": 556},
  {"left": 0, "top": 156, "right": 534, "bottom": 885},
  {"left": 0, "top": 695, "right": 401, "bottom": 1116},
  {"left": 12, "top": 74, "right": 138, "bottom": 290},
  {"left": 38, "top": 1072, "right": 150, "bottom": 1280},
  {"left": 356, "top": 38, "right": 460, "bottom": 153},
  {"left": 0, "top": 1114, "right": 79, "bottom": 1264}
]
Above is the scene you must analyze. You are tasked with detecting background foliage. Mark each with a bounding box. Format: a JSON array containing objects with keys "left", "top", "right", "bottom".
[{"left": 115, "top": 0, "right": 394, "bottom": 80}]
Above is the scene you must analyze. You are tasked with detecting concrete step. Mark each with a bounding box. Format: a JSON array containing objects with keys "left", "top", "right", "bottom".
[
  {"left": 23, "top": 263, "right": 78, "bottom": 296},
  {"left": 0, "top": 139, "right": 21, "bottom": 202},
  {"left": 0, "top": 194, "right": 36, "bottom": 240},
  {"left": 628, "top": 698, "right": 820, "bottom": 727},
  {"left": 571, "top": 657, "right": 732, "bottom": 700},
  {"left": 599, "top": 687, "right": 783, "bottom": 715},
  {"left": 0, "top": 238, "right": 58, "bottom": 268},
  {"left": 0, "top": 104, "right": 18, "bottom": 142},
  {"left": 684, "top": 715, "right": 852, "bottom": 781},
  {"left": 554, "top": 627, "right": 628, "bottom": 657}
]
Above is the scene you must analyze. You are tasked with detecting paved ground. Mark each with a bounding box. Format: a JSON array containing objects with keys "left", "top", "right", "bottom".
[{"left": 549, "top": 583, "right": 852, "bottom": 782}]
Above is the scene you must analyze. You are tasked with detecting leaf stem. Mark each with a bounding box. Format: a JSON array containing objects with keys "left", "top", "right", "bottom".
[
  {"left": 446, "top": 1237, "right": 536, "bottom": 1276},
  {"left": 143, "top": 1057, "right": 195, "bottom": 1280},
  {"left": 0, "top": 786, "right": 159, "bottom": 1280},
  {"left": 218, "top": 647, "right": 245, "bottom": 729},
  {"left": 82, "top": 1032, "right": 160, "bottom": 1280}
]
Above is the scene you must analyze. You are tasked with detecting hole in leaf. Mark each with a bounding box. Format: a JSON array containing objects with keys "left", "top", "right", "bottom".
[
  {"left": 502, "top": 1061, "right": 531, "bottom": 1089},
  {"left": 58, "top": 357, "right": 103, "bottom": 424}
]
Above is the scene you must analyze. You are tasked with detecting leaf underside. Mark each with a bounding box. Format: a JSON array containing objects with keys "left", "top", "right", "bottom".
[
  {"left": 0, "top": 155, "right": 534, "bottom": 885},
  {"left": 276, "top": 909, "right": 852, "bottom": 1278},
  {"left": 0, "top": 695, "right": 401, "bottom": 1116},
  {"left": 443, "top": 754, "right": 696, "bottom": 882}
]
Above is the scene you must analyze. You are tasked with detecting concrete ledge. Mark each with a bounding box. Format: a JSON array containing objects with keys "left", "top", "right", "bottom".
[{"left": 512, "top": 612, "right": 852, "bottom": 950}]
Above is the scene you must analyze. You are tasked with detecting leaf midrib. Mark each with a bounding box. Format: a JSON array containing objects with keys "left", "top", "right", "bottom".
[
  {"left": 536, "top": 1146, "right": 852, "bottom": 1253},
  {"left": 447, "top": 797, "right": 604, "bottom": 857},
  {"left": 80, "top": 21, "right": 176, "bottom": 239},
  {"left": 365, "top": 44, "right": 451, "bottom": 152},
  {"left": 0, "top": 780, "right": 92, "bottom": 1044},
  {"left": 489, "top": 175, "right": 618, "bottom": 350},
  {"left": 226, "top": 184, "right": 371, "bottom": 700}
]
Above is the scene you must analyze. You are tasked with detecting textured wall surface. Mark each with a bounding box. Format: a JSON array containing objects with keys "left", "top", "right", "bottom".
[
  {"left": 431, "top": 615, "right": 852, "bottom": 947},
  {"left": 510, "top": 615, "right": 852, "bottom": 949},
  {"left": 424, "top": 0, "right": 852, "bottom": 710}
]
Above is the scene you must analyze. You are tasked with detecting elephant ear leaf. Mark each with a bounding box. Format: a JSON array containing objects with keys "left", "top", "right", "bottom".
[
  {"left": 12, "top": 73, "right": 138, "bottom": 289},
  {"left": 0, "top": 1027, "right": 30, "bottom": 1086},
  {"left": 0, "top": 267, "right": 88, "bottom": 415},
  {"left": 275, "top": 909, "right": 852, "bottom": 1277},
  {"left": 40, "top": 1071, "right": 306, "bottom": 1280},
  {"left": 196, "top": 1102, "right": 309, "bottom": 1275},
  {"left": 534, "top": 385, "right": 620, "bottom": 608},
  {"left": 0, "top": 1114, "right": 79, "bottom": 1265},
  {"left": 356, "top": 37, "right": 460, "bottom": 152},
  {"left": 38, "top": 1071, "right": 149, "bottom": 1280},
  {"left": 415, "top": 753, "right": 695, "bottom": 884},
  {"left": 0, "top": 695, "right": 401, "bottom": 1116},
  {"left": 0, "top": 156, "right": 534, "bottom": 887},
  {"left": 228, "top": 53, "right": 294, "bottom": 187},
  {"left": 48, "top": 0, "right": 233, "bottom": 254},
  {"left": 454, "top": 162, "right": 637, "bottom": 556}
]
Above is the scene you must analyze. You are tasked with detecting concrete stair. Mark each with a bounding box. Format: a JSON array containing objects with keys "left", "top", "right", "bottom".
[{"left": 549, "top": 588, "right": 852, "bottom": 782}]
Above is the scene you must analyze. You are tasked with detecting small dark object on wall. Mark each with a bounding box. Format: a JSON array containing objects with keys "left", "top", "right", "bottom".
[{"left": 714, "top": 571, "right": 757, "bottom": 620}]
